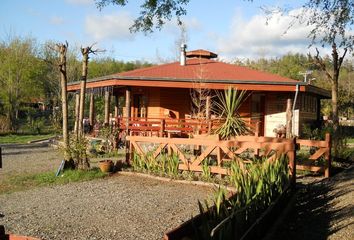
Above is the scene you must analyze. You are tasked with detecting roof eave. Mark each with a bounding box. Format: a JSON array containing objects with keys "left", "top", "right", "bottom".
[{"left": 68, "top": 75, "right": 306, "bottom": 86}]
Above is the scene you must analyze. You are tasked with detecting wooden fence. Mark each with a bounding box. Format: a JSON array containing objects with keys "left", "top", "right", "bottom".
[
  {"left": 126, "top": 135, "right": 296, "bottom": 185},
  {"left": 296, "top": 133, "right": 331, "bottom": 177}
]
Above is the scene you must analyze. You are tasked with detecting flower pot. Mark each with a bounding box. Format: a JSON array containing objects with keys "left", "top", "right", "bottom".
[{"left": 98, "top": 160, "right": 114, "bottom": 173}]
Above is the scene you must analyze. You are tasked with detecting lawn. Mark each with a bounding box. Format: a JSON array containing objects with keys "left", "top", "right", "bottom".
[
  {"left": 0, "top": 133, "right": 55, "bottom": 144},
  {"left": 0, "top": 169, "right": 107, "bottom": 194}
]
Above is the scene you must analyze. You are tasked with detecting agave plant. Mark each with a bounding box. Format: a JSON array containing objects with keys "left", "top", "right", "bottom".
[{"left": 213, "top": 87, "right": 250, "bottom": 139}]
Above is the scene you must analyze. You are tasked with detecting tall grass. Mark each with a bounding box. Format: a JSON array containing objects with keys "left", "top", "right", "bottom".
[
  {"left": 132, "top": 152, "right": 180, "bottom": 178},
  {"left": 196, "top": 155, "right": 290, "bottom": 240}
]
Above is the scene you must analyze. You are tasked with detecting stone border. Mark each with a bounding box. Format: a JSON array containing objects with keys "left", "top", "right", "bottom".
[{"left": 119, "top": 170, "right": 236, "bottom": 193}]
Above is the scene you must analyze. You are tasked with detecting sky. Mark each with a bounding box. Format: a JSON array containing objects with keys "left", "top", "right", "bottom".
[{"left": 0, "top": 0, "right": 331, "bottom": 63}]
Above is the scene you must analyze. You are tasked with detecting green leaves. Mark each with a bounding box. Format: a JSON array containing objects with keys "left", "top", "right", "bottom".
[
  {"left": 214, "top": 87, "right": 250, "bottom": 139},
  {"left": 197, "top": 155, "right": 290, "bottom": 239}
]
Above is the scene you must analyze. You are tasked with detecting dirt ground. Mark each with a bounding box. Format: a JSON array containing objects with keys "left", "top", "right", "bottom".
[{"left": 270, "top": 166, "right": 354, "bottom": 240}]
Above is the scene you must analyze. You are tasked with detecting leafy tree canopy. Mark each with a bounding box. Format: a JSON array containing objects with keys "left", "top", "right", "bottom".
[{"left": 96, "top": 0, "right": 191, "bottom": 33}]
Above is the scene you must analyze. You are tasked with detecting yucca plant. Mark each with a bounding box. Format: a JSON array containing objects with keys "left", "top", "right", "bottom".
[{"left": 213, "top": 87, "right": 250, "bottom": 139}]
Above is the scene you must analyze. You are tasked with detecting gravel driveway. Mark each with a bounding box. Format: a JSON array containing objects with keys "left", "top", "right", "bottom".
[
  {"left": 0, "top": 143, "right": 62, "bottom": 180},
  {"left": 0, "top": 143, "right": 213, "bottom": 240}
]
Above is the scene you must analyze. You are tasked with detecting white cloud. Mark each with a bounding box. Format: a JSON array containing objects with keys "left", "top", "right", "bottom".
[
  {"left": 215, "top": 8, "right": 329, "bottom": 60},
  {"left": 65, "top": 0, "right": 94, "bottom": 5},
  {"left": 85, "top": 12, "right": 135, "bottom": 41},
  {"left": 50, "top": 16, "right": 64, "bottom": 25}
]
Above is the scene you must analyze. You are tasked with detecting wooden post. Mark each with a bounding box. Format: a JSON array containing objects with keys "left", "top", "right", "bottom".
[
  {"left": 254, "top": 121, "right": 260, "bottom": 157},
  {"left": 167, "top": 132, "right": 172, "bottom": 155},
  {"left": 0, "top": 147, "right": 2, "bottom": 168},
  {"left": 125, "top": 88, "right": 131, "bottom": 132},
  {"left": 288, "top": 138, "right": 297, "bottom": 188},
  {"left": 126, "top": 132, "right": 133, "bottom": 165},
  {"left": 216, "top": 134, "right": 221, "bottom": 166},
  {"left": 114, "top": 94, "right": 119, "bottom": 118},
  {"left": 74, "top": 92, "right": 80, "bottom": 138},
  {"left": 206, "top": 95, "right": 211, "bottom": 120},
  {"left": 286, "top": 99, "right": 293, "bottom": 138},
  {"left": 208, "top": 120, "right": 212, "bottom": 135},
  {"left": 125, "top": 88, "right": 131, "bottom": 164},
  {"left": 104, "top": 89, "right": 110, "bottom": 126},
  {"left": 160, "top": 119, "right": 165, "bottom": 137},
  {"left": 255, "top": 121, "right": 260, "bottom": 137},
  {"left": 89, "top": 91, "right": 95, "bottom": 130},
  {"left": 325, "top": 133, "right": 332, "bottom": 178}
]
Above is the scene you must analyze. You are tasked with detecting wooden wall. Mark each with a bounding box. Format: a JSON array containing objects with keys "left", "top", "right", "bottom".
[
  {"left": 159, "top": 88, "right": 190, "bottom": 119},
  {"left": 119, "top": 87, "right": 319, "bottom": 137},
  {"left": 264, "top": 92, "right": 319, "bottom": 137}
]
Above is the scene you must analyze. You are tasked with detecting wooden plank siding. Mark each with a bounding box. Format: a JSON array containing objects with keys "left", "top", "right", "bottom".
[
  {"left": 264, "top": 92, "right": 320, "bottom": 137},
  {"left": 159, "top": 88, "right": 191, "bottom": 119}
]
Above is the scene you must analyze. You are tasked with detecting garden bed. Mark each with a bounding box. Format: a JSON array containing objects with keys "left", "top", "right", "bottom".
[{"left": 164, "top": 185, "right": 294, "bottom": 240}]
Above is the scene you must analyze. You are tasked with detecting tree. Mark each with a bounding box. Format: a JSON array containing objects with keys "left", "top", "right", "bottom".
[
  {"left": 96, "top": 0, "right": 191, "bottom": 32},
  {"left": 0, "top": 36, "right": 45, "bottom": 131},
  {"left": 286, "top": 0, "right": 353, "bottom": 155},
  {"left": 56, "top": 42, "right": 70, "bottom": 161}
]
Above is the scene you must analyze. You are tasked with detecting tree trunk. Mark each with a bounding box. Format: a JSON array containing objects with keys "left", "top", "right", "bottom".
[
  {"left": 286, "top": 99, "right": 293, "bottom": 138},
  {"left": 78, "top": 48, "right": 89, "bottom": 135},
  {"left": 58, "top": 43, "right": 70, "bottom": 161},
  {"left": 74, "top": 92, "right": 80, "bottom": 138}
]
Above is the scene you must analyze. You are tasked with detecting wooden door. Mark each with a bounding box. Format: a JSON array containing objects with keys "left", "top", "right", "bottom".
[{"left": 251, "top": 94, "right": 265, "bottom": 136}]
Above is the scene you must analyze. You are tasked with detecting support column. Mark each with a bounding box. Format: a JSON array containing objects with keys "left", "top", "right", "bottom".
[
  {"left": 125, "top": 88, "right": 131, "bottom": 119},
  {"left": 316, "top": 97, "right": 321, "bottom": 123},
  {"left": 125, "top": 88, "right": 131, "bottom": 164},
  {"left": 104, "top": 89, "right": 110, "bottom": 126},
  {"left": 89, "top": 91, "right": 95, "bottom": 129},
  {"left": 74, "top": 92, "right": 80, "bottom": 138},
  {"left": 286, "top": 99, "right": 293, "bottom": 138},
  {"left": 114, "top": 94, "right": 119, "bottom": 118},
  {"left": 206, "top": 95, "right": 211, "bottom": 120}
]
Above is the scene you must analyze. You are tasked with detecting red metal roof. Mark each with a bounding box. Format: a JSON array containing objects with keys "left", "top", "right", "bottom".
[{"left": 114, "top": 57, "right": 299, "bottom": 83}]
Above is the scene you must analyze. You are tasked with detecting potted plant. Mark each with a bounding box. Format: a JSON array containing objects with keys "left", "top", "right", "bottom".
[{"left": 98, "top": 159, "right": 114, "bottom": 172}]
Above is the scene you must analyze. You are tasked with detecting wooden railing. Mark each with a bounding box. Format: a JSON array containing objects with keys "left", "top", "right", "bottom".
[
  {"left": 126, "top": 135, "right": 296, "bottom": 185},
  {"left": 296, "top": 133, "right": 332, "bottom": 177},
  {"left": 117, "top": 117, "right": 220, "bottom": 137}
]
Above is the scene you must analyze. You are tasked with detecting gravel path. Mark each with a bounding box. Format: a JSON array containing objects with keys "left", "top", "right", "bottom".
[
  {"left": 0, "top": 143, "right": 62, "bottom": 180},
  {"left": 0, "top": 143, "right": 213, "bottom": 240},
  {"left": 271, "top": 166, "right": 354, "bottom": 240}
]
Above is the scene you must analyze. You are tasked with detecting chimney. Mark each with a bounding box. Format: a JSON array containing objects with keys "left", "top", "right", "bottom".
[{"left": 180, "top": 43, "right": 187, "bottom": 66}]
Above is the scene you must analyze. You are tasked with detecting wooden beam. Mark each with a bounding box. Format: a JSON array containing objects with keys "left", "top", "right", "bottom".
[
  {"left": 286, "top": 99, "right": 292, "bottom": 138},
  {"left": 206, "top": 95, "right": 211, "bottom": 119},
  {"left": 114, "top": 94, "right": 119, "bottom": 118},
  {"left": 89, "top": 91, "right": 95, "bottom": 128},
  {"left": 104, "top": 89, "right": 110, "bottom": 125},
  {"left": 125, "top": 88, "right": 131, "bottom": 118}
]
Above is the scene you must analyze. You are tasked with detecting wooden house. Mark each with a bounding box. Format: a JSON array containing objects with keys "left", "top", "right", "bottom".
[{"left": 67, "top": 49, "right": 330, "bottom": 137}]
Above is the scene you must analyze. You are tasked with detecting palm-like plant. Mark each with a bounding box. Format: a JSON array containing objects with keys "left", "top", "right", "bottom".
[{"left": 214, "top": 88, "right": 250, "bottom": 139}]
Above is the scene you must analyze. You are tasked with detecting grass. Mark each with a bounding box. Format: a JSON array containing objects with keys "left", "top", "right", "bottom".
[
  {"left": 0, "top": 168, "right": 107, "bottom": 194},
  {"left": 347, "top": 138, "right": 354, "bottom": 144},
  {"left": 0, "top": 133, "right": 55, "bottom": 144}
]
